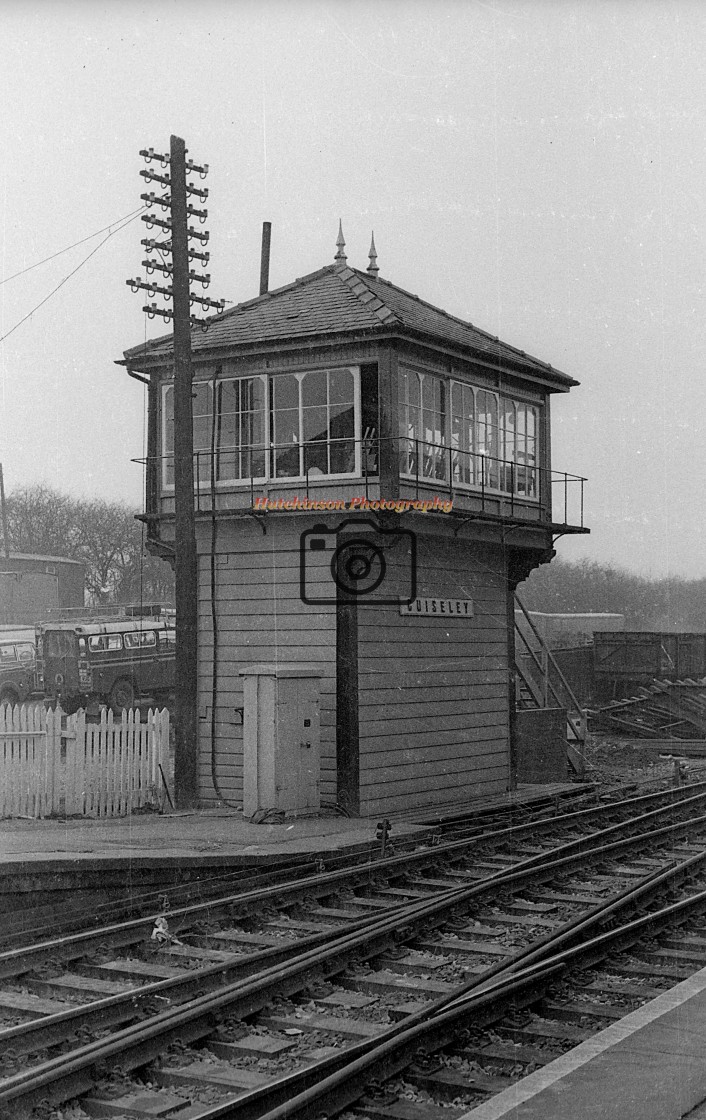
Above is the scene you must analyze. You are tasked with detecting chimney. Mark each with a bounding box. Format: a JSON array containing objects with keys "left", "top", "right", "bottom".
[{"left": 259, "top": 221, "right": 272, "bottom": 295}]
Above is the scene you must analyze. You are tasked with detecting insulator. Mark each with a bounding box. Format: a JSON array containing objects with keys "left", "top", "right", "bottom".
[
  {"left": 141, "top": 192, "right": 171, "bottom": 211},
  {"left": 143, "top": 304, "right": 174, "bottom": 321},
  {"left": 140, "top": 147, "right": 169, "bottom": 165},
  {"left": 142, "top": 215, "right": 173, "bottom": 232},
  {"left": 185, "top": 204, "right": 208, "bottom": 222},
  {"left": 141, "top": 238, "right": 172, "bottom": 253},
  {"left": 126, "top": 277, "right": 142, "bottom": 294},
  {"left": 143, "top": 259, "right": 173, "bottom": 277},
  {"left": 140, "top": 168, "right": 171, "bottom": 187},
  {"left": 185, "top": 160, "right": 209, "bottom": 178},
  {"left": 187, "top": 248, "right": 209, "bottom": 264},
  {"left": 190, "top": 294, "right": 225, "bottom": 311},
  {"left": 187, "top": 227, "right": 209, "bottom": 243},
  {"left": 186, "top": 183, "right": 209, "bottom": 200}
]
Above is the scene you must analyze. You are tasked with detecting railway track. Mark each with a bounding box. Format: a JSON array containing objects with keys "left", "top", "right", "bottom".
[
  {"left": 3, "top": 784, "right": 706, "bottom": 1117},
  {"left": 0, "top": 782, "right": 701, "bottom": 997},
  {"left": 0, "top": 786, "right": 597, "bottom": 951}
]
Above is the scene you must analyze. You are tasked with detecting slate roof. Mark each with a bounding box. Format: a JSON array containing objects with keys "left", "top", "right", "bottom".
[{"left": 123, "top": 263, "right": 576, "bottom": 389}]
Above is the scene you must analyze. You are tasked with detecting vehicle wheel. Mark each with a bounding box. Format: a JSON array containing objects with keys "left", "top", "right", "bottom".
[
  {"left": 110, "top": 678, "right": 136, "bottom": 715},
  {"left": 0, "top": 687, "right": 19, "bottom": 709}
]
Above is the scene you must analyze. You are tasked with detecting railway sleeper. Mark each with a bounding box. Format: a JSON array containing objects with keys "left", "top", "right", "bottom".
[
  {"left": 352, "top": 1097, "right": 469, "bottom": 1120},
  {"left": 341, "top": 970, "right": 456, "bottom": 999},
  {"left": 413, "top": 937, "right": 511, "bottom": 958},
  {"left": 536, "top": 997, "right": 626, "bottom": 1023},
  {"left": 256, "top": 1010, "right": 384, "bottom": 1040},
  {"left": 497, "top": 1015, "right": 595, "bottom": 1043},
  {"left": 457, "top": 1039, "right": 553, "bottom": 1071},
  {"left": 81, "top": 1086, "right": 200, "bottom": 1118},
  {"left": 408, "top": 1062, "right": 514, "bottom": 1097}
]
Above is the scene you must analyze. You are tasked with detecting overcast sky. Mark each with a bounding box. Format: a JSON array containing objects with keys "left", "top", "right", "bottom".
[{"left": 1, "top": 0, "right": 705, "bottom": 577}]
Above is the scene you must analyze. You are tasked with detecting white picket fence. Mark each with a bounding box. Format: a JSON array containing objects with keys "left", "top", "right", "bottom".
[{"left": 0, "top": 704, "right": 171, "bottom": 818}]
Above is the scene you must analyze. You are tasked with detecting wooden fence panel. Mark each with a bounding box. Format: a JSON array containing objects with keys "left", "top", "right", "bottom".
[{"left": 0, "top": 704, "right": 170, "bottom": 819}]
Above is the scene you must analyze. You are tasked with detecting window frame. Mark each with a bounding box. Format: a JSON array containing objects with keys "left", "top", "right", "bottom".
[
  {"left": 161, "top": 366, "right": 361, "bottom": 489},
  {"left": 399, "top": 367, "right": 542, "bottom": 502}
]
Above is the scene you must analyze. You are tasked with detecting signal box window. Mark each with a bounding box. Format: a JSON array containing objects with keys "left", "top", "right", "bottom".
[
  {"left": 162, "top": 367, "right": 358, "bottom": 488},
  {"left": 270, "top": 368, "right": 358, "bottom": 479}
]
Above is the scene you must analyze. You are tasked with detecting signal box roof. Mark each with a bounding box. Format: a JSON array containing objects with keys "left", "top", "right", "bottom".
[{"left": 122, "top": 262, "right": 577, "bottom": 391}]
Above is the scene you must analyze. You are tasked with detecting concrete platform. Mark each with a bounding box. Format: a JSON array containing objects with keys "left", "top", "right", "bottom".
[
  {"left": 461, "top": 966, "right": 706, "bottom": 1120},
  {"left": 0, "top": 781, "right": 588, "bottom": 873},
  {"left": 0, "top": 781, "right": 591, "bottom": 906}
]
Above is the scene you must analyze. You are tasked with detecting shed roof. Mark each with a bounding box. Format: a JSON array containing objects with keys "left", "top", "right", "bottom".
[
  {"left": 123, "top": 263, "right": 576, "bottom": 389},
  {"left": 0, "top": 554, "right": 84, "bottom": 567}
]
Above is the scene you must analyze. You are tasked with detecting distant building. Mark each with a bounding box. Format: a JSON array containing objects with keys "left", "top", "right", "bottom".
[
  {"left": 121, "top": 231, "right": 588, "bottom": 816},
  {"left": 0, "top": 554, "right": 85, "bottom": 625}
]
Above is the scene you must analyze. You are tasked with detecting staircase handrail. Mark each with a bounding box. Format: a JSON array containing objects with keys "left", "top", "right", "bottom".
[{"left": 514, "top": 593, "right": 585, "bottom": 740}]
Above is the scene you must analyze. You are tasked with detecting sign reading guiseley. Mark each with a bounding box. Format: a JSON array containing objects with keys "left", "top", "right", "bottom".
[{"left": 400, "top": 598, "right": 474, "bottom": 618}]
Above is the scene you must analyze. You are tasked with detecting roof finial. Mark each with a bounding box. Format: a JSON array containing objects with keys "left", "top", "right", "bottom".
[
  {"left": 367, "top": 231, "right": 379, "bottom": 276},
  {"left": 334, "top": 219, "right": 347, "bottom": 265}
]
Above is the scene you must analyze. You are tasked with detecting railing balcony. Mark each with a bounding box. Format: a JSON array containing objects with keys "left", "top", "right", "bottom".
[{"left": 136, "top": 435, "right": 587, "bottom": 532}]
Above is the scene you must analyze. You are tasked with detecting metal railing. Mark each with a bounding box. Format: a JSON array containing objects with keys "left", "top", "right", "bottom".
[
  {"left": 514, "top": 592, "right": 587, "bottom": 773},
  {"left": 135, "top": 434, "right": 587, "bottom": 528}
]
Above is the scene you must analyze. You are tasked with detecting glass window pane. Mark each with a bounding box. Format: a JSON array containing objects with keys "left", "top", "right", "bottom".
[
  {"left": 163, "top": 386, "right": 174, "bottom": 452},
  {"left": 274, "top": 406, "right": 300, "bottom": 445},
  {"left": 330, "top": 404, "right": 354, "bottom": 440},
  {"left": 302, "top": 369, "right": 327, "bottom": 407},
  {"left": 303, "top": 405, "right": 328, "bottom": 442},
  {"left": 329, "top": 367, "right": 354, "bottom": 404},
  {"left": 272, "top": 374, "right": 299, "bottom": 411},
  {"left": 330, "top": 439, "right": 355, "bottom": 474}
]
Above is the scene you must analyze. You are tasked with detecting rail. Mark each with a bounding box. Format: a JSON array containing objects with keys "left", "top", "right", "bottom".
[{"left": 6, "top": 793, "right": 706, "bottom": 1117}]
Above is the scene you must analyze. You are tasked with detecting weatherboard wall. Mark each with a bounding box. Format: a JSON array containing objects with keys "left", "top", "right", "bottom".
[
  {"left": 355, "top": 532, "right": 511, "bottom": 817},
  {"left": 194, "top": 517, "right": 337, "bottom": 808}
]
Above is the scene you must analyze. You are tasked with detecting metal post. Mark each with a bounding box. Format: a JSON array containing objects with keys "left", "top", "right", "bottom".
[{"left": 171, "top": 134, "right": 199, "bottom": 810}]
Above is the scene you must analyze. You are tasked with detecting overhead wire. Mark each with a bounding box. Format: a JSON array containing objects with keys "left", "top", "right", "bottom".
[
  {"left": 0, "top": 206, "right": 148, "bottom": 346},
  {"left": 0, "top": 205, "right": 147, "bottom": 287}
]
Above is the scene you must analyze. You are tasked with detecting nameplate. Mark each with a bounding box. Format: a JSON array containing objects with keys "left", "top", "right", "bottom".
[{"left": 400, "top": 598, "right": 474, "bottom": 618}]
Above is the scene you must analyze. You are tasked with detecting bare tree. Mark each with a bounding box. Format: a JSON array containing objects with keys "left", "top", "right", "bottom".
[{"left": 5, "top": 485, "right": 174, "bottom": 607}]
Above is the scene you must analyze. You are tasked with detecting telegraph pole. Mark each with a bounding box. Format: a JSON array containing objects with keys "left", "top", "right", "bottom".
[
  {"left": 170, "top": 136, "right": 199, "bottom": 809},
  {"left": 128, "top": 137, "right": 224, "bottom": 809}
]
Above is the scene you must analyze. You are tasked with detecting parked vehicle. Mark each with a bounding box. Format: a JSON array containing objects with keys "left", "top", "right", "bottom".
[
  {"left": 0, "top": 628, "right": 37, "bottom": 707},
  {"left": 36, "top": 615, "right": 176, "bottom": 714}
]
